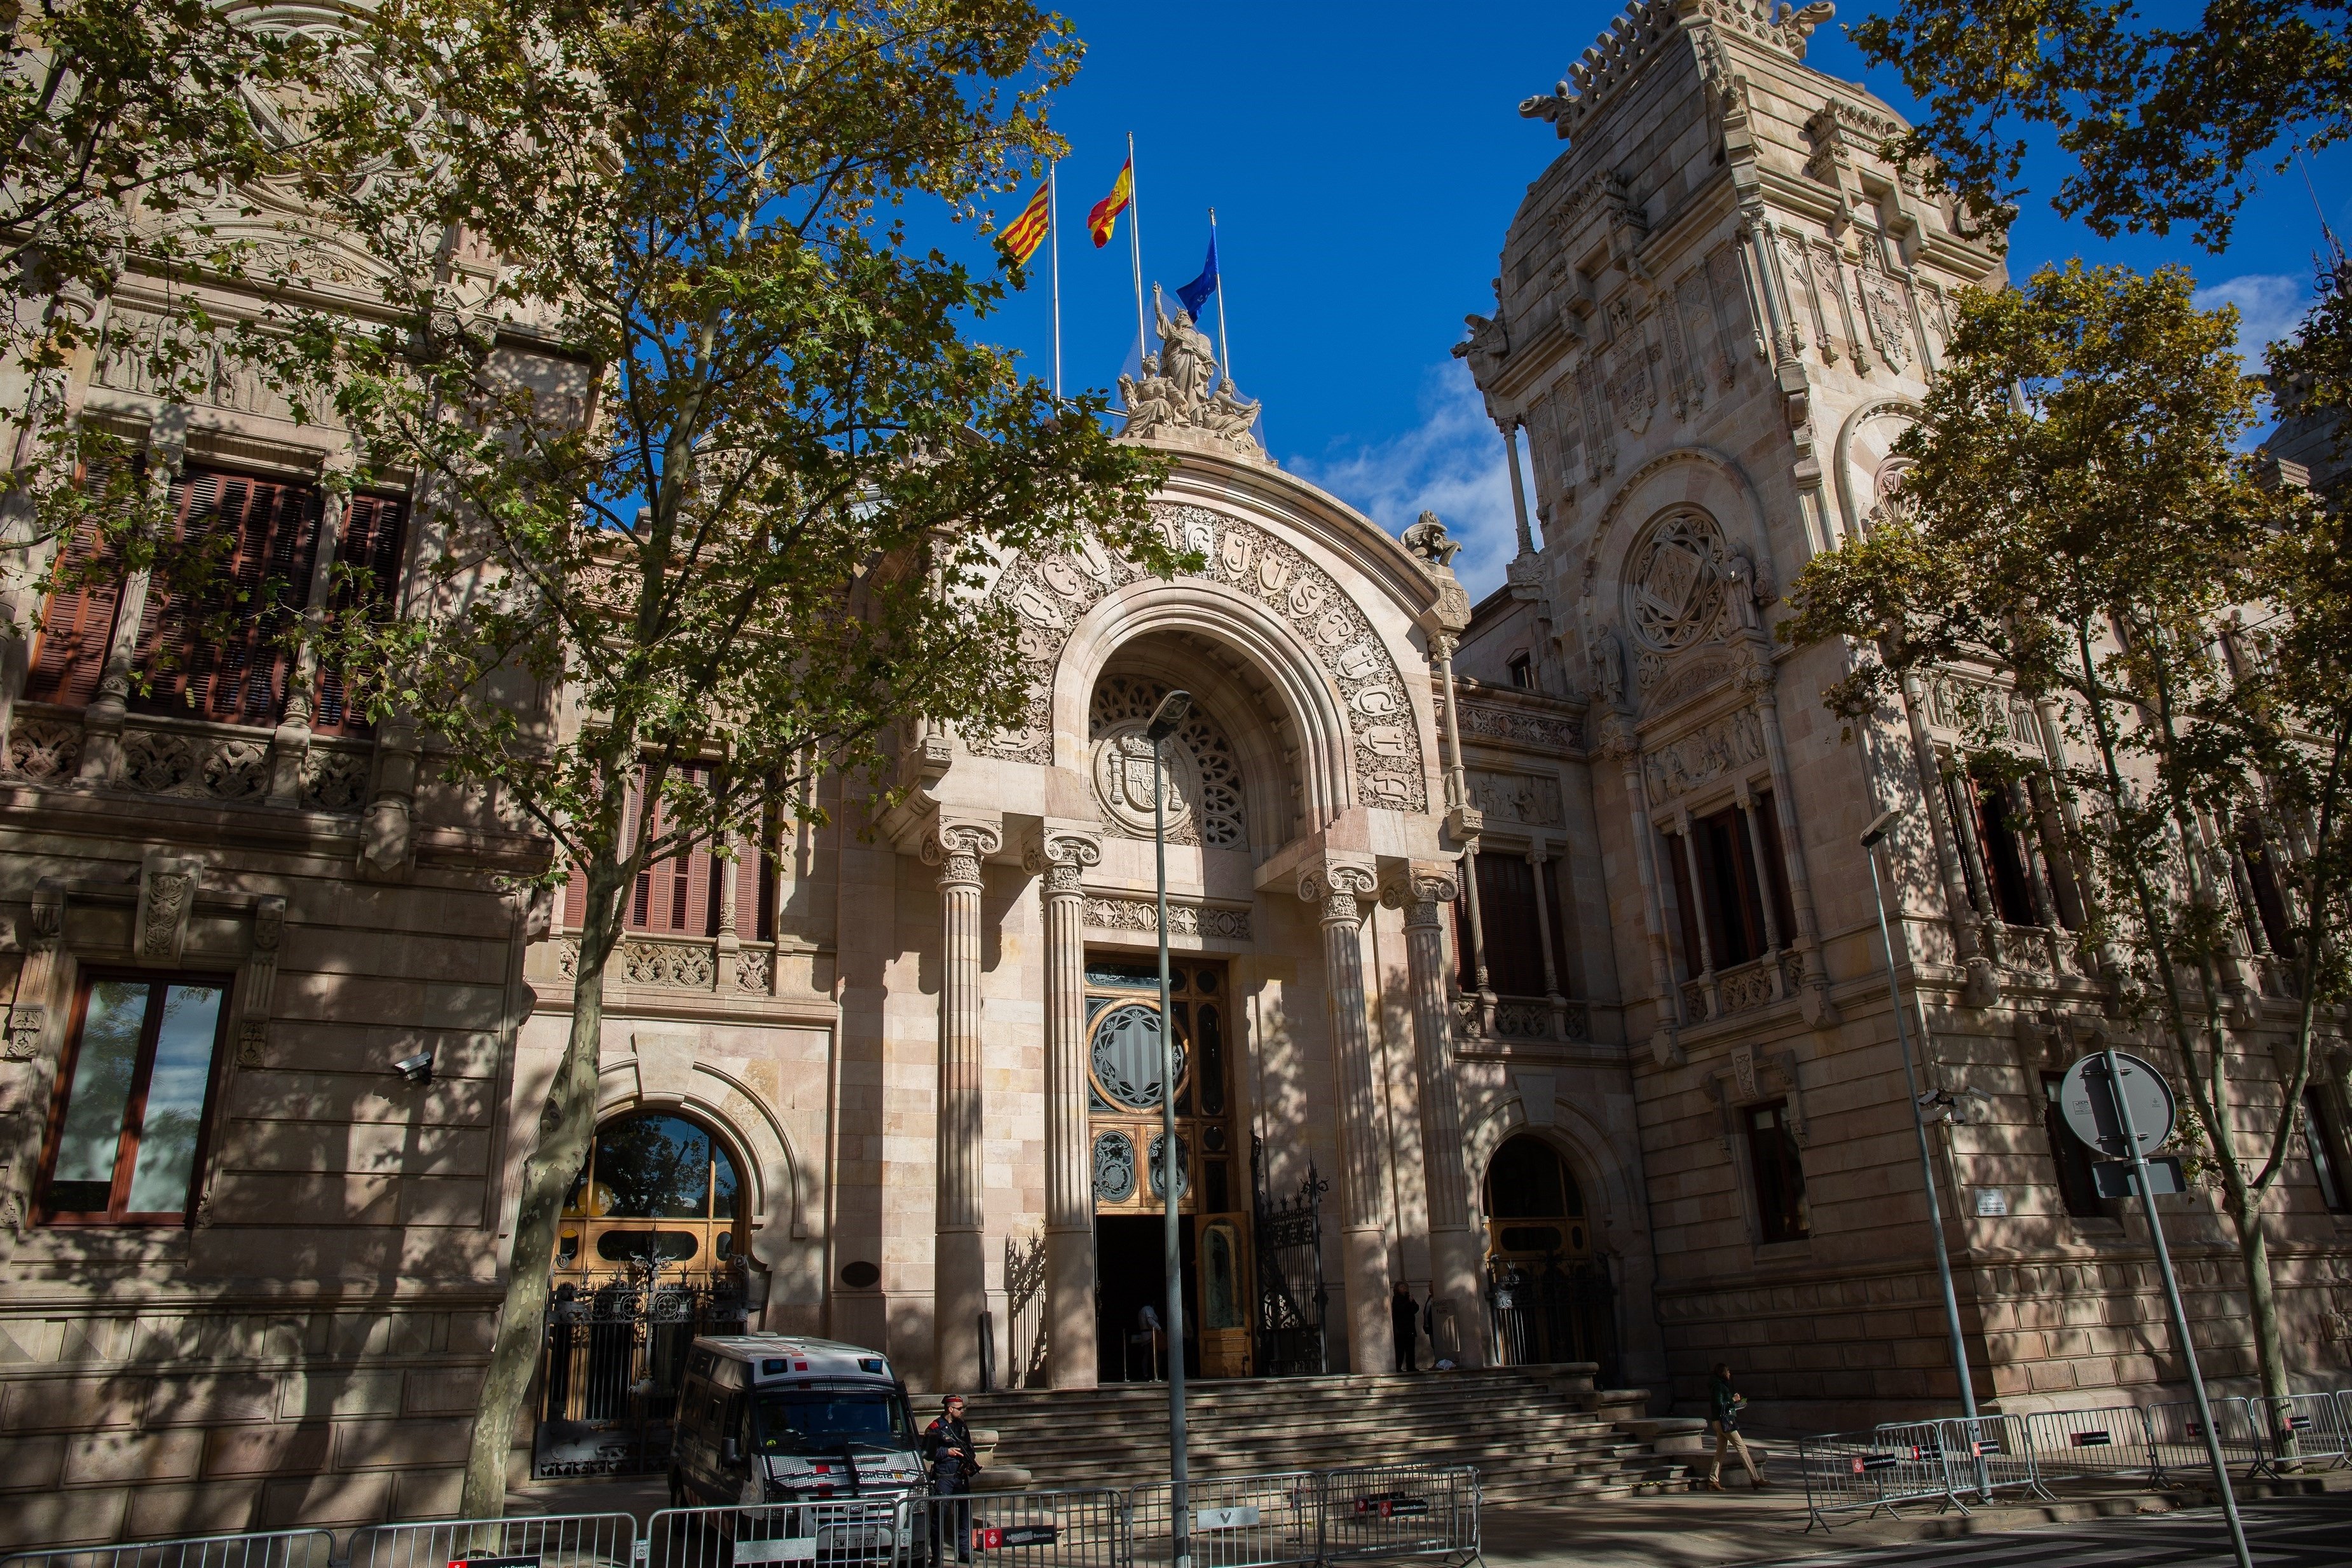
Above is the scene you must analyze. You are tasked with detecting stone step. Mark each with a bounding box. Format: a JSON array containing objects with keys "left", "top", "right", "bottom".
[{"left": 948, "top": 1367, "right": 1657, "bottom": 1501}]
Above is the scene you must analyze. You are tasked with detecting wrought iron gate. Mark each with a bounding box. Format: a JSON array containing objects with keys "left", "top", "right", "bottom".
[
  {"left": 534, "top": 1260, "right": 748, "bottom": 1478},
  {"left": 1252, "top": 1137, "right": 1329, "bottom": 1376},
  {"left": 1486, "top": 1253, "right": 1618, "bottom": 1386}
]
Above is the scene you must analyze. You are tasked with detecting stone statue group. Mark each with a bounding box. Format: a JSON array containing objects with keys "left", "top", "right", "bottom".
[{"left": 1119, "top": 283, "right": 1264, "bottom": 456}]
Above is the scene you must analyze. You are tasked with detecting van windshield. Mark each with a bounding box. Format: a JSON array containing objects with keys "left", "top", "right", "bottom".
[{"left": 752, "top": 1388, "right": 915, "bottom": 1456}]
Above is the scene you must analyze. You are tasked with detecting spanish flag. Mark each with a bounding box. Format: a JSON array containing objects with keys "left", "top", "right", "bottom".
[
  {"left": 997, "top": 182, "right": 1051, "bottom": 265},
  {"left": 1087, "top": 158, "right": 1133, "bottom": 249}
]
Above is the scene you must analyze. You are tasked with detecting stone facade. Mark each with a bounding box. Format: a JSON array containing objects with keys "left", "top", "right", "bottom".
[
  {"left": 1, "top": 0, "right": 2349, "bottom": 1551},
  {"left": 1456, "top": 0, "right": 2352, "bottom": 1428}
]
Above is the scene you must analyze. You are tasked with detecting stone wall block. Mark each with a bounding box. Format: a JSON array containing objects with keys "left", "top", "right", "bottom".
[
  {"left": 336, "top": 1416, "right": 472, "bottom": 1471},
  {"left": 126, "top": 1480, "right": 263, "bottom": 1540},
  {"left": 402, "top": 1368, "right": 486, "bottom": 1415},
  {"left": 263, "top": 1467, "right": 393, "bottom": 1529},
  {"left": 4, "top": 1377, "right": 146, "bottom": 1430},
  {"left": 0, "top": 1487, "right": 128, "bottom": 1550},
  {"left": 0, "top": 1435, "right": 68, "bottom": 1490},
  {"left": 63, "top": 1428, "right": 206, "bottom": 1485},
  {"left": 147, "top": 1373, "right": 280, "bottom": 1426},
  {"left": 205, "top": 1422, "right": 333, "bottom": 1476},
  {"left": 280, "top": 1370, "right": 402, "bottom": 1421},
  {"left": 392, "top": 1466, "right": 466, "bottom": 1520}
]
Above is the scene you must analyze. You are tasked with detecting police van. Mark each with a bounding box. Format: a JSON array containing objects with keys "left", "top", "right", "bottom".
[{"left": 669, "top": 1335, "right": 928, "bottom": 1557}]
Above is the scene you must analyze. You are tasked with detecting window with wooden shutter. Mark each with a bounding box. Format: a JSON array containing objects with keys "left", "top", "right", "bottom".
[
  {"left": 127, "top": 466, "right": 324, "bottom": 728},
  {"left": 558, "top": 768, "right": 778, "bottom": 940},
  {"left": 313, "top": 490, "right": 409, "bottom": 735},
  {"left": 25, "top": 458, "right": 138, "bottom": 709}
]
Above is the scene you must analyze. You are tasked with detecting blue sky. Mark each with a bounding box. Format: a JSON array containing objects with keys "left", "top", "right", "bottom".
[{"left": 966, "top": 2, "right": 2348, "bottom": 599}]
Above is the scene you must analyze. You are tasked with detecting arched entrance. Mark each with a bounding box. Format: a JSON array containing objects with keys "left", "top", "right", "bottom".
[
  {"left": 1482, "top": 1135, "right": 1618, "bottom": 1380},
  {"left": 536, "top": 1109, "right": 752, "bottom": 1478}
]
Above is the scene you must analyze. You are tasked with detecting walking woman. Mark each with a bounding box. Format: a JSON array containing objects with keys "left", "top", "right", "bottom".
[{"left": 1705, "top": 1362, "right": 1768, "bottom": 1490}]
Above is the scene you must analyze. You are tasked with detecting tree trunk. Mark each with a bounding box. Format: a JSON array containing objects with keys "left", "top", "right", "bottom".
[
  {"left": 2225, "top": 1175, "right": 2292, "bottom": 1405},
  {"left": 460, "top": 871, "right": 626, "bottom": 1519}
]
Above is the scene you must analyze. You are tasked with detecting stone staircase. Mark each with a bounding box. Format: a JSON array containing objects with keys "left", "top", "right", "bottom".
[{"left": 944, "top": 1368, "right": 1659, "bottom": 1505}]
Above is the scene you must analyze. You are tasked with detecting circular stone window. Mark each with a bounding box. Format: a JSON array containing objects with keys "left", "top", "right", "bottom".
[
  {"left": 1090, "top": 1002, "right": 1184, "bottom": 1110},
  {"left": 1623, "top": 508, "right": 1730, "bottom": 652}
]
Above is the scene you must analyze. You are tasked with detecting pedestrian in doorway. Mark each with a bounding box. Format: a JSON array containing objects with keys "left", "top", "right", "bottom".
[
  {"left": 1704, "top": 1363, "right": 1767, "bottom": 1490},
  {"left": 1136, "top": 1300, "right": 1165, "bottom": 1381},
  {"left": 1391, "top": 1281, "right": 1421, "bottom": 1373},
  {"left": 924, "top": 1394, "right": 981, "bottom": 1560}
]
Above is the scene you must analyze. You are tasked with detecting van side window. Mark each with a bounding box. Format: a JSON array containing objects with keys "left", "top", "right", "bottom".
[{"left": 677, "top": 1375, "right": 706, "bottom": 1431}]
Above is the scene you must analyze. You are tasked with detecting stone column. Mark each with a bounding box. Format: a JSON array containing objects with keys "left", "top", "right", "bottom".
[
  {"left": 1739, "top": 657, "right": 1840, "bottom": 1025},
  {"left": 924, "top": 817, "right": 1001, "bottom": 1391},
  {"left": 1383, "top": 864, "right": 1484, "bottom": 1368},
  {"left": 1900, "top": 671, "right": 1997, "bottom": 1006},
  {"left": 1601, "top": 714, "right": 1683, "bottom": 1066},
  {"left": 1301, "top": 860, "right": 1391, "bottom": 1373},
  {"left": 1027, "top": 826, "right": 1101, "bottom": 1389},
  {"left": 76, "top": 406, "right": 187, "bottom": 786},
  {"left": 1500, "top": 423, "right": 1536, "bottom": 560},
  {"left": 267, "top": 470, "right": 350, "bottom": 806},
  {"left": 1527, "top": 842, "right": 1569, "bottom": 1037}
]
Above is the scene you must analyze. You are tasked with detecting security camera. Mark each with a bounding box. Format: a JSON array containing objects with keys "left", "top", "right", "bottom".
[{"left": 393, "top": 1051, "right": 434, "bottom": 1086}]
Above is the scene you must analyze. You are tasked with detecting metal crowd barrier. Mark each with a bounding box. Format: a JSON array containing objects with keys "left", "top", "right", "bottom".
[
  {"left": 1936, "top": 1415, "right": 2050, "bottom": 1503},
  {"left": 1795, "top": 1424, "right": 1968, "bottom": 1532},
  {"left": 1315, "top": 1466, "right": 1479, "bottom": 1567},
  {"left": 2247, "top": 1393, "right": 2351, "bottom": 1480},
  {"left": 346, "top": 1511, "right": 640, "bottom": 1568},
  {"left": 2145, "top": 1398, "right": 2264, "bottom": 1487},
  {"left": 1126, "top": 1472, "right": 1321, "bottom": 1568},
  {"left": 2020, "top": 1407, "right": 2153, "bottom": 1486},
  {"left": 642, "top": 1500, "right": 912, "bottom": 1568},
  {"left": 0, "top": 1532, "right": 339, "bottom": 1568},
  {"left": 910, "top": 1487, "right": 1126, "bottom": 1568}
]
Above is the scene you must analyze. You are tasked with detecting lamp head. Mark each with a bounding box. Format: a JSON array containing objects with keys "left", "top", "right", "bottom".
[
  {"left": 1145, "top": 689, "right": 1193, "bottom": 742},
  {"left": 1859, "top": 808, "right": 1902, "bottom": 850}
]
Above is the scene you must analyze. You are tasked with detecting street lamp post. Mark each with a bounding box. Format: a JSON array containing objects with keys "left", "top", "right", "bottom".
[
  {"left": 1147, "top": 689, "right": 1194, "bottom": 1568},
  {"left": 1860, "top": 809, "right": 1986, "bottom": 1493}
]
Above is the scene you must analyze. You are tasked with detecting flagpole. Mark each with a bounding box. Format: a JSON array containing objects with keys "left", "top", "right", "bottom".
[
  {"left": 1049, "top": 160, "right": 1063, "bottom": 400},
  {"left": 1127, "top": 130, "right": 1148, "bottom": 369},
  {"left": 1209, "top": 206, "right": 1233, "bottom": 385}
]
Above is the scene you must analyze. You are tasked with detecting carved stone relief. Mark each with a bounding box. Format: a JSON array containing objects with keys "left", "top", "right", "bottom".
[
  {"left": 977, "top": 503, "right": 1426, "bottom": 812},
  {"left": 1641, "top": 707, "right": 1766, "bottom": 807},
  {"left": 1466, "top": 769, "right": 1563, "bottom": 827},
  {"left": 1624, "top": 508, "right": 1729, "bottom": 654},
  {"left": 1082, "top": 895, "right": 1252, "bottom": 942}
]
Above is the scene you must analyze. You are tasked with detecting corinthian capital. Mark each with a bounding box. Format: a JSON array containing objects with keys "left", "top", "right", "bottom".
[
  {"left": 1299, "top": 860, "right": 1378, "bottom": 925},
  {"left": 922, "top": 817, "right": 1003, "bottom": 887},
  {"left": 1381, "top": 862, "right": 1462, "bottom": 929},
  {"left": 1023, "top": 825, "right": 1103, "bottom": 896}
]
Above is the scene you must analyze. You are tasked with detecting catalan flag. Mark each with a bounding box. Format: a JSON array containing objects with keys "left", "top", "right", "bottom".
[
  {"left": 997, "top": 181, "right": 1051, "bottom": 265},
  {"left": 1087, "top": 158, "right": 1133, "bottom": 249}
]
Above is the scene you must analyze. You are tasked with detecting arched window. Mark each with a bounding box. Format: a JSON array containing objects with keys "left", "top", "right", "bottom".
[
  {"left": 557, "top": 1110, "right": 744, "bottom": 1279},
  {"left": 1482, "top": 1135, "right": 1587, "bottom": 1259}
]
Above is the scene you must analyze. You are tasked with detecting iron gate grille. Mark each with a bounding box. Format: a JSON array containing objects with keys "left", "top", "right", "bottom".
[
  {"left": 1484, "top": 1254, "right": 1618, "bottom": 1384},
  {"left": 534, "top": 1263, "right": 748, "bottom": 1478},
  {"left": 1253, "top": 1139, "right": 1329, "bottom": 1377}
]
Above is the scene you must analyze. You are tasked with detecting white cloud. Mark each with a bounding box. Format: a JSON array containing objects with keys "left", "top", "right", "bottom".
[
  {"left": 1286, "top": 358, "right": 1521, "bottom": 602},
  {"left": 2194, "top": 273, "right": 2311, "bottom": 361}
]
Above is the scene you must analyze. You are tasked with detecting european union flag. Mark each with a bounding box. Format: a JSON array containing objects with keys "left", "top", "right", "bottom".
[{"left": 1175, "top": 231, "right": 1219, "bottom": 324}]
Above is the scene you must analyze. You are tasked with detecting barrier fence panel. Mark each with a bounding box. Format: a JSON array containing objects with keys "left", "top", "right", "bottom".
[
  {"left": 2020, "top": 1407, "right": 2153, "bottom": 1488},
  {"left": 1125, "top": 1473, "right": 1322, "bottom": 1568},
  {"left": 2144, "top": 1399, "right": 2264, "bottom": 1487},
  {"left": 1794, "top": 1426, "right": 1966, "bottom": 1532},
  {"left": 0, "top": 1531, "right": 338, "bottom": 1568},
  {"left": 346, "top": 1512, "right": 642, "bottom": 1568},
  {"left": 643, "top": 1500, "right": 913, "bottom": 1568},
  {"left": 1937, "top": 1415, "right": 2051, "bottom": 1503},
  {"left": 1315, "top": 1465, "right": 1479, "bottom": 1567},
  {"left": 909, "top": 1489, "right": 1125, "bottom": 1568},
  {"left": 2247, "top": 1394, "right": 2351, "bottom": 1480}
]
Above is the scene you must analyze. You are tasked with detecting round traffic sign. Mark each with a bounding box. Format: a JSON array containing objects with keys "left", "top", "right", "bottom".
[{"left": 2058, "top": 1052, "right": 2176, "bottom": 1157}]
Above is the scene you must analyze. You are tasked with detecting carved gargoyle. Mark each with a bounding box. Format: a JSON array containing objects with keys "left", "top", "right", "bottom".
[{"left": 1400, "top": 511, "right": 1463, "bottom": 570}]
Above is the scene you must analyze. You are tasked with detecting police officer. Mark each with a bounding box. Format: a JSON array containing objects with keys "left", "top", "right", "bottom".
[{"left": 923, "top": 1394, "right": 980, "bottom": 1562}]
